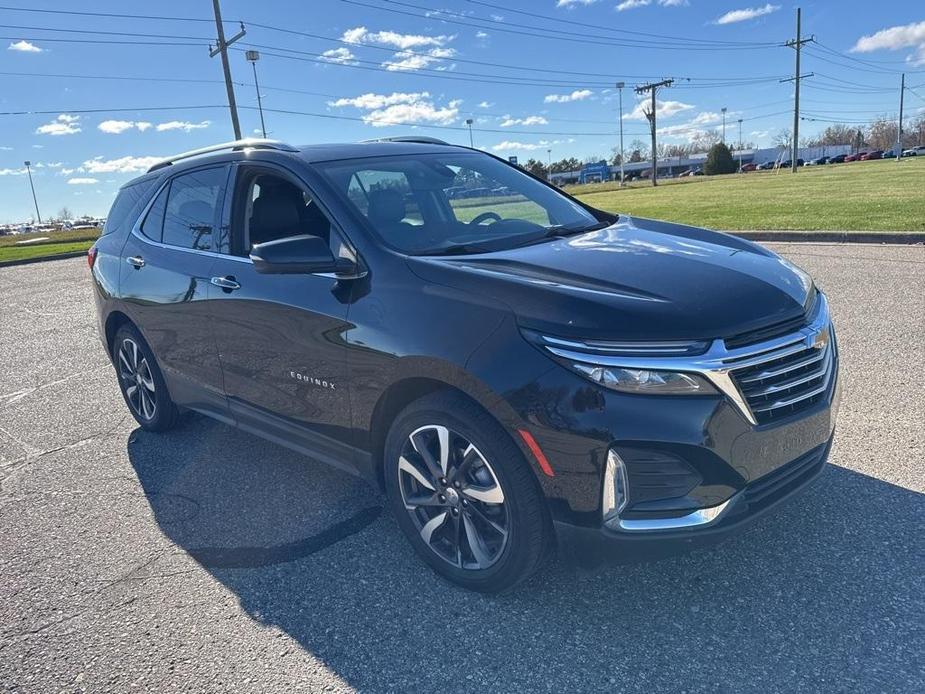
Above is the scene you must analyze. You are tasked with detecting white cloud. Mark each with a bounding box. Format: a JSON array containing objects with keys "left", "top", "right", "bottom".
[
  {"left": 330, "top": 91, "right": 460, "bottom": 127},
  {"left": 320, "top": 47, "right": 358, "bottom": 65},
  {"left": 617, "top": 0, "right": 650, "bottom": 11},
  {"left": 715, "top": 4, "right": 780, "bottom": 25},
  {"left": 0, "top": 146, "right": 13, "bottom": 151},
  {"left": 136, "top": 122, "right": 152, "bottom": 132},
  {"left": 342, "top": 26, "right": 451, "bottom": 50},
  {"left": 341, "top": 26, "right": 455, "bottom": 72},
  {"left": 8, "top": 40, "right": 43, "bottom": 53},
  {"left": 0, "top": 167, "right": 26, "bottom": 176},
  {"left": 67, "top": 177, "right": 99, "bottom": 185},
  {"left": 82, "top": 155, "right": 162, "bottom": 174},
  {"left": 544, "top": 89, "right": 593, "bottom": 103},
  {"left": 36, "top": 114, "right": 81, "bottom": 136},
  {"left": 556, "top": 0, "right": 598, "bottom": 6},
  {"left": 383, "top": 47, "right": 456, "bottom": 71},
  {"left": 478, "top": 101, "right": 493, "bottom": 108},
  {"left": 155, "top": 120, "right": 210, "bottom": 132},
  {"left": 476, "top": 31, "right": 488, "bottom": 39},
  {"left": 852, "top": 21, "right": 925, "bottom": 66},
  {"left": 624, "top": 99, "right": 694, "bottom": 120},
  {"left": 499, "top": 115, "right": 549, "bottom": 127},
  {"left": 330, "top": 91, "right": 430, "bottom": 109},
  {"left": 98, "top": 120, "right": 138, "bottom": 134},
  {"left": 491, "top": 139, "right": 572, "bottom": 152}
]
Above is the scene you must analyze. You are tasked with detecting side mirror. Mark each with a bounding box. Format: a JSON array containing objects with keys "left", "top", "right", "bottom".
[{"left": 250, "top": 234, "right": 353, "bottom": 275}]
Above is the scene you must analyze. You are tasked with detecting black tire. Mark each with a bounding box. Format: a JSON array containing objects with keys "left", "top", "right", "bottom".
[
  {"left": 383, "top": 390, "right": 550, "bottom": 592},
  {"left": 112, "top": 323, "right": 180, "bottom": 432}
]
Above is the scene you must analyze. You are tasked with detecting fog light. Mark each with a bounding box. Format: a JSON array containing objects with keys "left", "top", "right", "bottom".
[{"left": 602, "top": 449, "right": 629, "bottom": 529}]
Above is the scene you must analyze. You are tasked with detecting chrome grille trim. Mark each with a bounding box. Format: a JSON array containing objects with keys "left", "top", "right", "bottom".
[{"left": 535, "top": 293, "right": 835, "bottom": 426}]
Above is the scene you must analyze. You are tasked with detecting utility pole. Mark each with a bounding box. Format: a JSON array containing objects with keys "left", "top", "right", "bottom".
[
  {"left": 546, "top": 148, "right": 552, "bottom": 180},
  {"left": 245, "top": 50, "right": 266, "bottom": 138},
  {"left": 23, "top": 160, "right": 41, "bottom": 224},
  {"left": 635, "top": 78, "right": 673, "bottom": 187},
  {"left": 210, "top": 0, "right": 245, "bottom": 140},
  {"left": 721, "top": 107, "right": 727, "bottom": 143},
  {"left": 783, "top": 8, "right": 814, "bottom": 173},
  {"left": 465, "top": 118, "right": 474, "bottom": 148},
  {"left": 616, "top": 81, "right": 626, "bottom": 187},
  {"left": 897, "top": 72, "right": 905, "bottom": 161}
]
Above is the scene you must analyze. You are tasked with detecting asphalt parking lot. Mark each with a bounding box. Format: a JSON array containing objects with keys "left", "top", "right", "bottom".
[{"left": 1, "top": 244, "right": 923, "bottom": 693}]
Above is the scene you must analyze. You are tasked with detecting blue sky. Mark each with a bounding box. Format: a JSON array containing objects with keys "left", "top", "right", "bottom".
[{"left": 1, "top": 0, "right": 923, "bottom": 222}]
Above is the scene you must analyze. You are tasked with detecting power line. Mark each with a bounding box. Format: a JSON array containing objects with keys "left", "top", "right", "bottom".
[
  {"left": 0, "top": 4, "right": 221, "bottom": 23},
  {"left": 0, "top": 105, "right": 223, "bottom": 116},
  {"left": 340, "top": 0, "right": 781, "bottom": 52},
  {"left": 464, "top": 0, "right": 779, "bottom": 47}
]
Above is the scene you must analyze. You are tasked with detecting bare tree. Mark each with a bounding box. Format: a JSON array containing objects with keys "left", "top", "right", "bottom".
[
  {"left": 772, "top": 128, "right": 793, "bottom": 149},
  {"left": 58, "top": 206, "right": 73, "bottom": 221}
]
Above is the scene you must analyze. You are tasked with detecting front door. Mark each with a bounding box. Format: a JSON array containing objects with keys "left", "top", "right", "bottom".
[{"left": 206, "top": 164, "right": 357, "bottom": 470}]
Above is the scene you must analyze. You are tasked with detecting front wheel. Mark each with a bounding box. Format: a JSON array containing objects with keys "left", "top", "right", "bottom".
[{"left": 383, "top": 391, "right": 550, "bottom": 592}]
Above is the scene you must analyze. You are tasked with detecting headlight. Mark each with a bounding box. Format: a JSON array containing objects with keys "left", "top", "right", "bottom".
[
  {"left": 602, "top": 449, "right": 629, "bottom": 528},
  {"left": 572, "top": 363, "right": 716, "bottom": 395}
]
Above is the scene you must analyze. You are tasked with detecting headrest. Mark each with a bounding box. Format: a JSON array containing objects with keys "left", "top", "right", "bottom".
[
  {"left": 368, "top": 189, "right": 406, "bottom": 226},
  {"left": 251, "top": 190, "right": 301, "bottom": 232}
]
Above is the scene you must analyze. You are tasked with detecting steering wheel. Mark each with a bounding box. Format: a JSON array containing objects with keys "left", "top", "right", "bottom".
[{"left": 469, "top": 211, "right": 502, "bottom": 226}]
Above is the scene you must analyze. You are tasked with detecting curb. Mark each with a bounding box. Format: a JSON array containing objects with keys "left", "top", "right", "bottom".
[
  {"left": 732, "top": 231, "right": 925, "bottom": 244},
  {"left": 0, "top": 250, "right": 88, "bottom": 268}
]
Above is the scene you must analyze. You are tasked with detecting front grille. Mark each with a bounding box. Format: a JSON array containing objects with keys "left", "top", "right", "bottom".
[
  {"left": 744, "top": 442, "right": 828, "bottom": 509},
  {"left": 728, "top": 329, "right": 836, "bottom": 425}
]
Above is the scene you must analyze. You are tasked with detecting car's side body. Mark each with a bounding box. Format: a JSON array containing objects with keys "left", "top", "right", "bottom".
[{"left": 91, "top": 140, "right": 840, "bottom": 568}]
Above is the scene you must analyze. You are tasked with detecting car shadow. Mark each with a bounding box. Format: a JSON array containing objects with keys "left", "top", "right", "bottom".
[{"left": 127, "top": 414, "right": 924, "bottom": 692}]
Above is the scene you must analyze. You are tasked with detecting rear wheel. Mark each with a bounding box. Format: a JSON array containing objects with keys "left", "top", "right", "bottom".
[
  {"left": 384, "top": 391, "right": 549, "bottom": 592},
  {"left": 112, "top": 324, "right": 180, "bottom": 432}
]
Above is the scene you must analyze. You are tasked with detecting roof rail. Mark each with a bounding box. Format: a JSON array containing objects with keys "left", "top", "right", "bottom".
[
  {"left": 360, "top": 136, "right": 451, "bottom": 146},
  {"left": 147, "top": 138, "right": 300, "bottom": 172}
]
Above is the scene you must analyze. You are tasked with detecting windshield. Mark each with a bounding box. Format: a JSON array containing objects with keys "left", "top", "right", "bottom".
[{"left": 314, "top": 151, "right": 601, "bottom": 255}]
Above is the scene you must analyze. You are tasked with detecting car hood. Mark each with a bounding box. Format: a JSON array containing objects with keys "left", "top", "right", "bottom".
[{"left": 407, "top": 216, "right": 814, "bottom": 342}]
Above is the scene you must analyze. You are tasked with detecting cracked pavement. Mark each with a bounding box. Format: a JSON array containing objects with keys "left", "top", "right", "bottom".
[{"left": 1, "top": 246, "right": 923, "bottom": 693}]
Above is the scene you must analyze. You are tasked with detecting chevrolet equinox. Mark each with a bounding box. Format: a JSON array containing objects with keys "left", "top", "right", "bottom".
[{"left": 90, "top": 138, "right": 840, "bottom": 592}]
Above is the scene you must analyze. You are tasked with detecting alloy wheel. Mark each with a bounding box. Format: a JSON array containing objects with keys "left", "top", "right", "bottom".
[
  {"left": 398, "top": 424, "right": 509, "bottom": 570},
  {"left": 117, "top": 337, "right": 157, "bottom": 421}
]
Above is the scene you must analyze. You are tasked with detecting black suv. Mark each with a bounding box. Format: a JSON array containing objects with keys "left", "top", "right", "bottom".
[{"left": 90, "top": 138, "right": 840, "bottom": 592}]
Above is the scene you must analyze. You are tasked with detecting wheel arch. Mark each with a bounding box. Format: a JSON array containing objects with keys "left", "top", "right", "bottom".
[{"left": 103, "top": 310, "right": 134, "bottom": 357}]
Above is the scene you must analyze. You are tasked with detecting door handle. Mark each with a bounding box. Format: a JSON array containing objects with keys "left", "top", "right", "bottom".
[
  {"left": 210, "top": 276, "right": 241, "bottom": 291},
  {"left": 126, "top": 255, "right": 145, "bottom": 269}
]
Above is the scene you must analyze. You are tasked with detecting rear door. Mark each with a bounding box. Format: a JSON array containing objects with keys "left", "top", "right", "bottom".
[
  {"left": 206, "top": 162, "right": 358, "bottom": 469},
  {"left": 119, "top": 165, "right": 231, "bottom": 421}
]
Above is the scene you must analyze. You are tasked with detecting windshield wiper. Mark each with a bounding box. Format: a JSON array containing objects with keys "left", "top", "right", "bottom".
[
  {"left": 542, "top": 220, "right": 611, "bottom": 238},
  {"left": 416, "top": 243, "right": 493, "bottom": 256}
]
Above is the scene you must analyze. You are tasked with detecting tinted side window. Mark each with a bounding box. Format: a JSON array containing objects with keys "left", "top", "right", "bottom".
[
  {"left": 140, "top": 184, "right": 169, "bottom": 242},
  {"left": 162, "top": 167, "right": 226, "bottom": 251},
  {"left": 103, "top": 178, "right": 157, "bottom": 236}
]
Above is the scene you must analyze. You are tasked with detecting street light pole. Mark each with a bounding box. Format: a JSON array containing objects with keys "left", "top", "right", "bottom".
[
  {"left": 465, "top": 118, "right": 474, "bottom": 148},
  {"left": 721, "top": 107, "right": 727, "bottom": 144},
  {"left": 24, "top": 160, "right": 41, "bottom": 224},
  {"left": 547, "top": 148, "right": 552, "bottom": 180},
  {"left": 245, "top": 50, "right": 266, "bottom": 138},
  {"left": 616, "top": 81, "right": 625, "bottom": 187},
  {"left": 737, "top": 118, "right": 743, "bottom": 171}
]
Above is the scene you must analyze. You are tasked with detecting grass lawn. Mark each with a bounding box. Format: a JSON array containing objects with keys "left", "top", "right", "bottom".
[
  {"left": 568, "top": 157, "right": 925, "bottom": 232},
  {"left": 0, "top": 227, "right": 100, "bottom": 264}
]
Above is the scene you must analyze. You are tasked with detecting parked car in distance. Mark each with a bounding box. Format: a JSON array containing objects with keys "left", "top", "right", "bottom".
[
  {"left": 778, "top": 159, "right": 804, "bottom": 169},
  {"left": 740, "top": 163, "right": 758, "bottom": 172},
  {"left": 844, "top": 153, "right": 859, "bottom": 162},
  {"left": 860, "top": 150, "right": 883, "bottom": 161},
  {"left": 828, "top": 154, "right": 847, "bottom": 164},
  {"left": 902, "top": 146, "right": 925, "bottom": 156},
  {"left": 757, "top": 161, "right": 776, "bottom": 170},
  {"left": 805, "top": 156, "right": 828, "bottom": 166},
  {"left": 882, "top": 150, "right": 895, "bottom": 159},
  {"left": 89, "top": 137, "right": 841, "bottom": 592}
]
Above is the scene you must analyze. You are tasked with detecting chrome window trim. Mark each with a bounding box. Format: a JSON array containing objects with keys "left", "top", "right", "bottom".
[{"left": 540, "top": 293, "right": 833, "bottom": 426}]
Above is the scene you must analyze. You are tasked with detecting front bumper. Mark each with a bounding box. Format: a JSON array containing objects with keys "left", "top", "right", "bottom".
[{"left": 554, "top": 433, "right": 834, "bottom": 565}]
